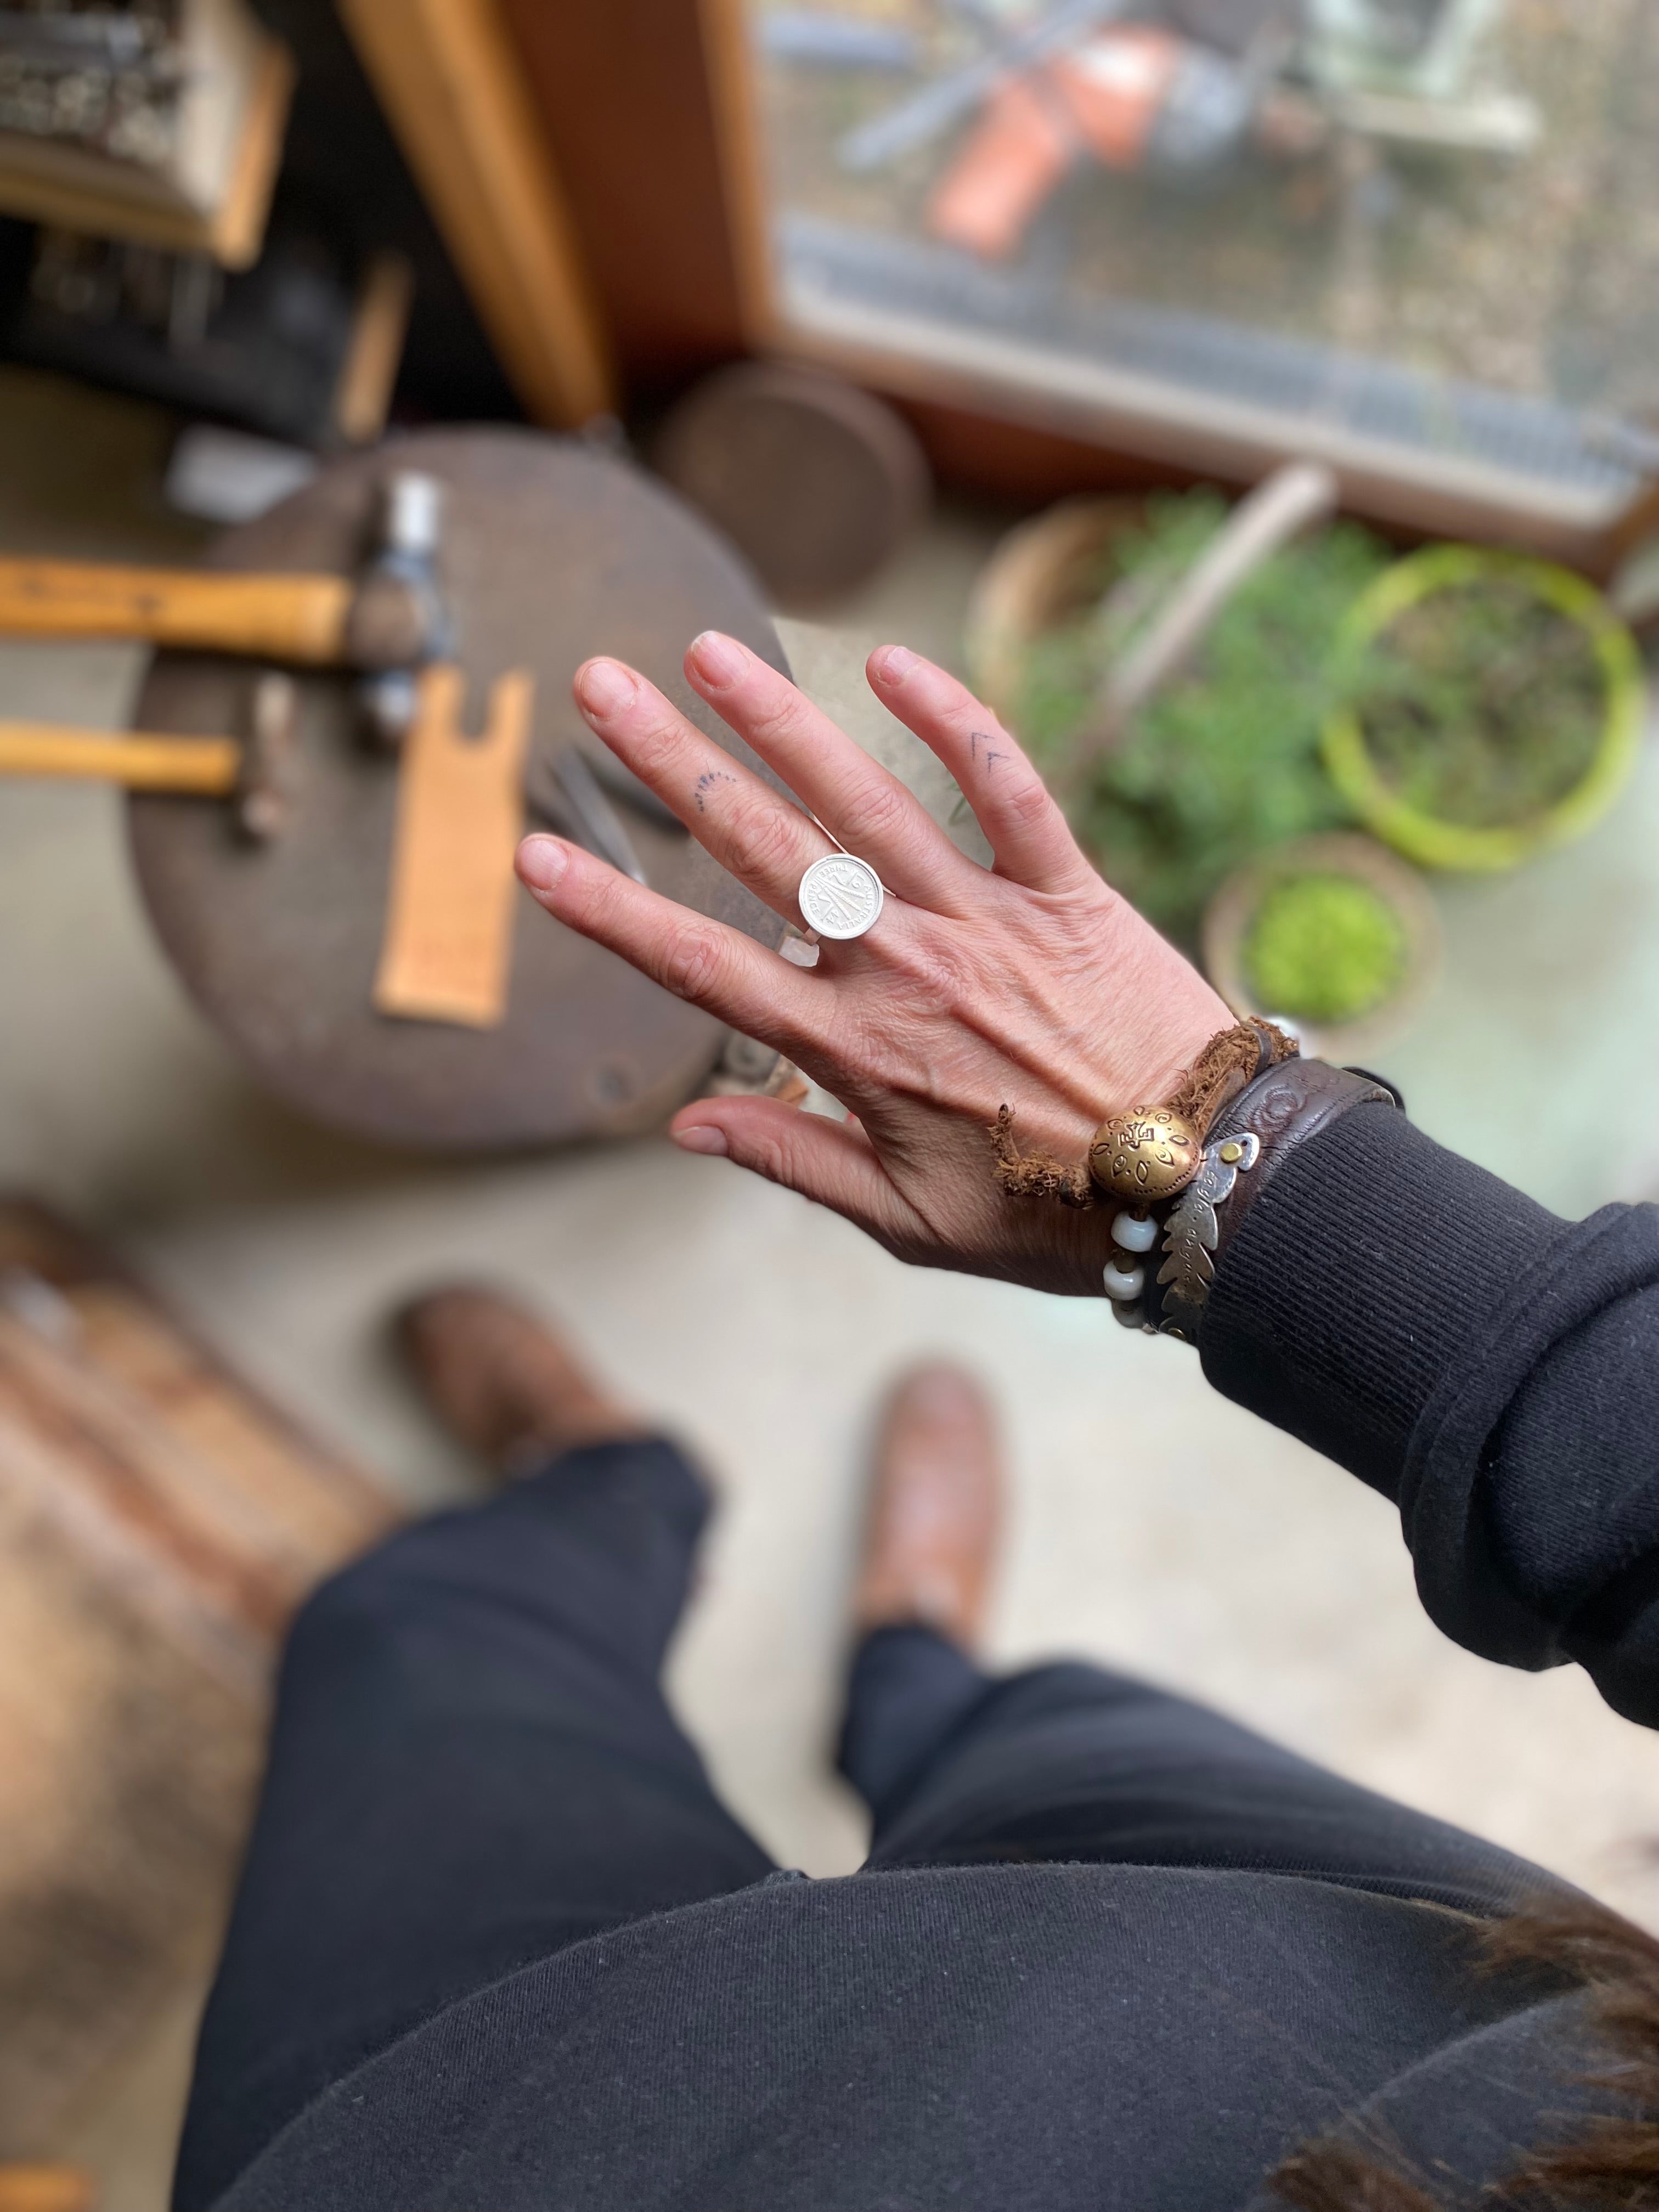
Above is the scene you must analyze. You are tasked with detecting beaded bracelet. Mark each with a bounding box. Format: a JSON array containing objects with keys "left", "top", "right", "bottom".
[{"left": 989, "top": 1017, "right": 1299, "bottom": 1335}]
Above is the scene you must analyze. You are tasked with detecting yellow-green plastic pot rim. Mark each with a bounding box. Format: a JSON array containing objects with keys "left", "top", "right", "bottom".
[{"left": 1321, "top": 545, "right": 1645, "bottom": 873}]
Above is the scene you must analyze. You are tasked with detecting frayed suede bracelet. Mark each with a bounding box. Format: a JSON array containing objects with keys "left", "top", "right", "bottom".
[{"left": 989, "top": 1020, "right": 1401, "bottom": 1342}]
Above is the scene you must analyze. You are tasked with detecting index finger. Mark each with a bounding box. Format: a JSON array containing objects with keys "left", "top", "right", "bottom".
[{"left": 516, "top": 832, "right": 829, "bottom": 1063}]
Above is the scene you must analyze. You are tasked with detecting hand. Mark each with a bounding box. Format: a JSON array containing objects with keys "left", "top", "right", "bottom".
[{"left": 516, "top": 633, "right": 1230, "bottom": 1297}]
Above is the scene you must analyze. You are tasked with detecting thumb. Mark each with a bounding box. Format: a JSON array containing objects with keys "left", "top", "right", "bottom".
[{"left": 669, "top": 1096, "right": 915, "bottom": 1244}]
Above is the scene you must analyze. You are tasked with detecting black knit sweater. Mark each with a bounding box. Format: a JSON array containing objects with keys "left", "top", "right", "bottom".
[{"left": 216, "top": 1106, "right": 1659, "bottom": 2212}]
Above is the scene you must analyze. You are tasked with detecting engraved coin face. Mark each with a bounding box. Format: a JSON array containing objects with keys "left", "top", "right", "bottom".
[
  {"left": 798, "top": 853, "right": 884, "bottom": 941},
  {"left": 1087, "top": 1107, "right": 1200, "bottom": 1202}
]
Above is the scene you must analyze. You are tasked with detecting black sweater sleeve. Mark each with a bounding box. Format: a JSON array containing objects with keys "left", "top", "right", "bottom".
[{"left": 1200, "top": 1102, "right": 1659, "bottom": 1726}]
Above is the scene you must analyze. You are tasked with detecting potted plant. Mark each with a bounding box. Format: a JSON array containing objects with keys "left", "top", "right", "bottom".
[
  {"left": 966, "top": 484, "right": 1395, "bottom": 944},
  {"left": 1203, "top": 832, "right": 1442, "bottom": 1060},
  {"left": 963, "top": 494, "right": 1151, "bottom": 728},
  {"left": 1322, "top": 546, "right": 1645, "bottom": 872}
]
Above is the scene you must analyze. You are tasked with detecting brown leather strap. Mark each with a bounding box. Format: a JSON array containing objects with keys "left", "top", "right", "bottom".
[
  {"left": 1167, "top": 1015, "right": 1299, "bottom": 1141},
  {"left": 1150, "top": 1061, "right": 1400, "bottom": 1340},
  {"left": 1211, "top": 1062, "right": 1399, "bottom": 1270}
]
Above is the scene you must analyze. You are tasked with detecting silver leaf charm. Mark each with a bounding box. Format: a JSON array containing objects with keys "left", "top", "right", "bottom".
[
  {"left": 1154, "top": 1136, "right": 1259, "bottom": 1339},
  {"left": 1188, "top": 1152, "right": 1238, "bottom": 1208},
  {"left": 1158, "top": 1193, "right": 1218, "bottom": 1297}
]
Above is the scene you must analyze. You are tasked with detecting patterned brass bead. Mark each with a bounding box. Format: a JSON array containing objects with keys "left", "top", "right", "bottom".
[{"left": 1087, "top": 1106, "right": 1201, "bottom": 1204}]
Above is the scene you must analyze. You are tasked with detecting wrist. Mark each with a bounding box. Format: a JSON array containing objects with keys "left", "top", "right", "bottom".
[
  {"left": 1149, "top": 1061, "right": 1403, "bottom": 1342},
  {"left": 1122, "top": 990, "right": 1238, "bottom": 1113}
]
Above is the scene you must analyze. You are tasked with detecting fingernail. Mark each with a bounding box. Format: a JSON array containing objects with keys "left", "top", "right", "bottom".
[
  {"left": 673, "top": 1124, "right": 729, "bottom": 1156},
  {"left": 517, "top": 835, "right": 569, "bottom": 892},
  {"left": 575, "top": 658, "right": 636, "bottom": 717},
  {"left": 688, "top": 630, "right": 747, "bottom": 687},
  {"left": 908, "top": 1368, "right": 973, "bottom": 1418},
  {"left": 873, "top": 644, "right": 917, "bottom": 685}
]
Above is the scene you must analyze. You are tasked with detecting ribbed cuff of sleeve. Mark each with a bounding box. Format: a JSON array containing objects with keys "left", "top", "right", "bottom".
[{"left": 1199, "top": 1103, "right": 1574, "bottom": 1504}]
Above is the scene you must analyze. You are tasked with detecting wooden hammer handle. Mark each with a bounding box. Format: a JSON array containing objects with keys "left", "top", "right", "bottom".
[
  {"left": 0, "top": 2165, "right": 96, "bottom": 2212},
  {"left": 0, "top": 560, "right": 353, "bottom": 664},
  {"left": 0, "top": 724, "right": 242, "bottom": 793}
]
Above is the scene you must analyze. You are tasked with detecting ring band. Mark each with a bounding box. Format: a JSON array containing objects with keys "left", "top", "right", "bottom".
[{"left": 797, "top": 852, "right": 885, "bottom": 941}]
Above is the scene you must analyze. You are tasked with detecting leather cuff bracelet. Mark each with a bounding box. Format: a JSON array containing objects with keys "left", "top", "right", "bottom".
[
  {"left": 1151, "top": 1060, "right": 1403, "bottom": 1343},
  {"left": 988, "top": 1018, "right": 1401, "bottom": 1346}
]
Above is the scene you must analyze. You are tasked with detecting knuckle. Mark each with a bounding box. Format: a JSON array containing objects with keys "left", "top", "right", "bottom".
[
  {"left": 626, "top": 708, "right": 690, "bottom": 781},
  {"left": 996, "top": 772, "right": 1056, "bottom": 832},
  {"left": 748, "top": 1130, "right": 797, "bottom": 1186},
  {"left": 839, "top": 1006, "right": 921, "bottom": 1096},
  {"left": 586, "top": 864, "right": 639, "bottom": 927},
  {"left": 743, "top": 685, "right": 805, "bottom": 748},
  {"left": 658, "top": 922, "right": 725, "bottom": 1003},
  {"left": 839, "top": 775, "right": 913, "bottom": 851},
  {"left": 723, "top": 794, "right": 805, "bottom": 887},
  {"left": 884, "top": 931, "right": 968, "bottom": 1018},
  {"left": 816, "top": 1004, "right": 883, "bottom": 1089}
]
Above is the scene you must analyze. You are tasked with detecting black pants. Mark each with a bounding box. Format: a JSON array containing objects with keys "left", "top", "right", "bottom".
[{"left": 174, "top": 1438, "right": 1536, "bottom": 2211}]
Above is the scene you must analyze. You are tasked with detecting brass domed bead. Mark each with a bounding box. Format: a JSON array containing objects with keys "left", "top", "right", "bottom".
[{"left": 1087, "top": 1106, "right": 1201, "bottom": 1204}]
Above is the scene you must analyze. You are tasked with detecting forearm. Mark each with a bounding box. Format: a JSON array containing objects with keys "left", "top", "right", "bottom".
[
  {"left": 1200, "top": 1101, "right": 1659, "bottom": 1722},
  {"left": 515, "top": 629, "right": 1659, "bottom": 1724}
]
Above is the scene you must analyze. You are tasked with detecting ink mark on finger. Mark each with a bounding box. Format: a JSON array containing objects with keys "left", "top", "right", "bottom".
[
  {"left": 693, "top": 769, "right": 738, "bottom": 814},
  {"left": 969, "top": 730, "right": 1005, "bottom": 771}
]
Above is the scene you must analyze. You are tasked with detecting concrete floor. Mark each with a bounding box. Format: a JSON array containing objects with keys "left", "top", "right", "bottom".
[{"left": 4, "top": 368, "right": 1659, "bottom": 2209}]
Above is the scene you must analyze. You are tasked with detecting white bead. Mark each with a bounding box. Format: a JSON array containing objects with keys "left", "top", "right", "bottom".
[
  {"left": 1102, "top": 1259, "right": 1145, "bottom": 1302},
  {"left": 1111, "top": 1299, "right": 1146, "bottom": 1330},
  {"left": 1111, "top": 1211, "right": 1158, "bottom": 1253}
]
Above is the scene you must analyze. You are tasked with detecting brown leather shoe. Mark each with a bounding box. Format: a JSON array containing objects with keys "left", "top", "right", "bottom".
[
  {"left": 396, "top": 1285, "right": 645, "bottom": 1475},
  {"left": 852, "top": 1362, "right": 1003, "bottom": 1654}
]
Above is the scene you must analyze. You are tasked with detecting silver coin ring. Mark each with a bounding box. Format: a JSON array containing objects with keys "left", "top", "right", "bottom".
[{"left": 797, "top": 852, "right": 885, "bottom": 941}]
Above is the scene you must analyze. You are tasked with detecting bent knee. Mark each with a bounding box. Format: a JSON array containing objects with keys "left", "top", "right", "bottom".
[{"left": 284, "top": 1525, "right": 449, "bottom": 1664}]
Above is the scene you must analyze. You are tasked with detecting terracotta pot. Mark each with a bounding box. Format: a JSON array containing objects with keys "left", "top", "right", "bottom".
[
  {"left": 962, "top": 494, "right": 1148, "bottom": 728},
  {"left": 1202, "top": 831, "right": 1442, "bottom": 1062}
]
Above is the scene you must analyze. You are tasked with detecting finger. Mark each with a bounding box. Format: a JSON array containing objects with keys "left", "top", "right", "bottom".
[
  {"left": 573, "top": 656, "right": 831, "bottom": 921},
  {"left": 684, "top": 630, "right": 980, "bottom": 912},
  {"left": 517, "top": 834, "right": 826, "bottom": 1054},
  {"left": 866, "top": 645, "right": 1092, "bottom": 894},
  {"left": 668, "top": 1093, "right": 918, "bottom": 1246}
]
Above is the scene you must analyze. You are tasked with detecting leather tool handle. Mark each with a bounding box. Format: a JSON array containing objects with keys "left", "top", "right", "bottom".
[
  {"left": 0, "top": 2165, "right": 96, "bottom": 2212},
  {"left": 0, "top": 559, "right": 353, "bottom": 664},
  {"left": 0, "top": 724, "right": 241, "bottom": 793},
  {"left": 373, "top": 663, "right": 534, "bottom": 1029}
]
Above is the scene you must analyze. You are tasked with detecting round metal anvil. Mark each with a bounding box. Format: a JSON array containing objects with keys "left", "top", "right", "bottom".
[{"left": 129, "top": 428, "right": 791, "bottom": 1152}]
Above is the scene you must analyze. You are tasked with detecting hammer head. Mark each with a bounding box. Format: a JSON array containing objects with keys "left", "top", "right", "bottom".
[
  {"left": 345, "top": 470, "right": 455, "bottom": 679},
  {"left": 235, "top": 670, "right": 300, "bottom": 842}
]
